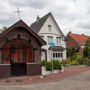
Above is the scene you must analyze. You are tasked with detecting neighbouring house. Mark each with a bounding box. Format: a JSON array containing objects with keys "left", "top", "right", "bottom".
[
  {"left": 66, "top": 32, "right": 88, "bottom": 53},
  {"left": 30, "top": 12, "right": 66, "bottom": 61},
  {"left": 0, "top": 20, "right": 46, "bottom": 79}
]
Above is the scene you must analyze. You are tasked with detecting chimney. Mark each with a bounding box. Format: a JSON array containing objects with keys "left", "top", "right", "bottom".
[
  {"left": 82, "top": 34, "right": 84, "bottom": 35},
  {"left": 69, "top": 31, "right": 72, "bottom": 34},
  {"left": 36, "top": 15, "right": 40, "bottom": 22}
]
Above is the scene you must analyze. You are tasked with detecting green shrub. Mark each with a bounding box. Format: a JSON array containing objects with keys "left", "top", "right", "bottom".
[
  {"left": 70, "top": 60, "right": 79, "bottom": 65},
  {"left": 77, "top": 57, "right": 86, "bottom": 65},
  {"left": 51, "top": 60, "right": 62, "bottom": 70},
  {"left": 45, "top": 60, "right": 62, "bottom": 71},
  {"left": 42, "top": 60, "right": 47, "bottom": 66},
  {"left": 61, "top": 60, "right": 69, "bottom": 67},
  {"left": 46, "top": 62, "right": 52, "bottom": 71}
]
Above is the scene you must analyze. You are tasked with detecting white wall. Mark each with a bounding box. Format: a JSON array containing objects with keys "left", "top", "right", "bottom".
[{"left": 38, "top": 15, "right": 66, "bottom": 61}]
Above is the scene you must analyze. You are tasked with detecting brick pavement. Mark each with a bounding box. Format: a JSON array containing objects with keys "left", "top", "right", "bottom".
[{"left": 0, "top": 65, "right": 90, "bottom": 85}]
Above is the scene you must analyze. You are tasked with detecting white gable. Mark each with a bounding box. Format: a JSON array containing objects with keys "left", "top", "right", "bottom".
[
  {"left": 38, "top": 15, "right": 63, "bottom": 37},
  {"left": 37, "top": 14, "right": 66, "bottom": 61}
]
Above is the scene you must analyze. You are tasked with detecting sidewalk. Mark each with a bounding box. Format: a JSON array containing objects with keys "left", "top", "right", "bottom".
[{"left": 0, "top": 65, "right": 90, "bottom": 85}]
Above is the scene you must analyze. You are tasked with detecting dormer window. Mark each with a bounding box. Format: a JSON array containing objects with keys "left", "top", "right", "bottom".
[{"left": 48, "top": 25, "right": 51, "bottom": 31}]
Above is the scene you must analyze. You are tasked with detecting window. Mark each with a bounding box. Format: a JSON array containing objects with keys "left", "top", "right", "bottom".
[
  {"left": 48, "top": 36, "right": 53, "bottom": 44},
  {"left": 56, "top": 37, "right": 61, "bottom": 44},
  {"left": 53, "top": 53, "right": 55, "bottom": 58},
  {"left": 58, "top": 53, "right": 60, "bottom": 57},
  {"left": 53, "top": 52, "right": 63, "bottom": 58},
  {"left": 17, "top": 34, "right": 20, "bottom": 39},
  {"left": 48, "top": 25, "right": 51, "bottom": 31},
  {"left": 61, "top": 53, "right": 63, "bottom": 57}
]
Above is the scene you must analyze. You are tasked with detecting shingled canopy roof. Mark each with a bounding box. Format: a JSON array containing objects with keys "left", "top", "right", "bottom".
[
  {"left": 49, "top": 46, "right": 65, "bottom": 51},
  {"left": 0, "top": 20, "right": 46, "bottom": 46}
]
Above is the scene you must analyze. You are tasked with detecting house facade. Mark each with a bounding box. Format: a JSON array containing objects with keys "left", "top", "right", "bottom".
[
  {"left": 31, "top": 13, "right": 66, "bottom": 61},
  {"left": 0, "top": 20, "right": 46, "bottom": 79},
  {"left": 66, "top": 32, "right": 88, "bottom": 53}
]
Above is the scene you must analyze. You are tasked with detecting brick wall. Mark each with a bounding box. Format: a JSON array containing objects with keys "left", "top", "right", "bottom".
[
  {"left": 0, "top": 65, "right": 10, "bottom": 79},
  {"left": 66, "top": 34, "right": 79, "bottom": 49},
  {"left": 26, "top": 63, "right": 42, "bottom": 76}
]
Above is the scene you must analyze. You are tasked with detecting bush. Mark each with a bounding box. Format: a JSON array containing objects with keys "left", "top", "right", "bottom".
[
  {"left": 46, "top": 62, "right": 52, "bottom": 71},
  {"left": 51, "top": 60, "right": 62, "bottom": 70},
  {"left": 61, "top": 60, "right": 69, "bottom": 67},
  {"left": 42, "top": 60, "right": 47, "bottom": 66},
  {"left": 70, "top": 60, "right": 79, "bottom": 65},
  {"left": 45, "top": 60, "right": 62, "bottom": 71},
  {"left": 77, "top": 57, "right": 86, "bottom": 65}
]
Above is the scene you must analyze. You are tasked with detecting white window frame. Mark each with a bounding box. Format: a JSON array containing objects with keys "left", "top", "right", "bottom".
[
  {"left": 56, "top": 37, "right": 61, "bottom": 44},
  {"left": 48, "top": 36, "right": 53, "bottom": 44},
  {"left": 48, "top": 25, "right": 51, "bottom": 31},
  {"left": 52, "top": 52, "right": 63, "bottom": 59}
]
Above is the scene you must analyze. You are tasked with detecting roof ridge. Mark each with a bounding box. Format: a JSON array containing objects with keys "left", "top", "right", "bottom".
[
  {"left": 30, "top": 12, "right": 51, "bottom": 33},
  {"left": 70, "top": 33, "right": 88, "bottom": 37},
  {"left": 31, "top": 12, "right": 51, "bottom": 25}
]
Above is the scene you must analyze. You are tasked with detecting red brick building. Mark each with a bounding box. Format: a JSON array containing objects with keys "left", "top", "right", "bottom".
[
  {"left": 66, "top": 32, "right": 88, "bottom": 53},
  {"left": 0, "top": 20, "right": 46, "bottom": 79}
]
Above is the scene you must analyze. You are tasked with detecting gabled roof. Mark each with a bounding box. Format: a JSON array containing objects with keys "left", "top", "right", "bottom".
[
  {"left": 30, "top": 12, "right": 65, "bottom": 38},
  {"left": 68, "top": 32, "right": 88, "bottom": 44},
  {"left": 0, "top": 20, "right": 46, "bottom": 46},
  {"left": 30, "top": 12, "right": 51, "bottom": 33}
]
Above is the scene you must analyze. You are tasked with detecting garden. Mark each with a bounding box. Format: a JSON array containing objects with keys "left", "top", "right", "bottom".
[{"left": 42, "top": 37, "right": 90, "bottom": 73}]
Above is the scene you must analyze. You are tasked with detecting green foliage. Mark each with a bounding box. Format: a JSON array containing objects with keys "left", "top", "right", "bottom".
[
  {"left": 61, "top": 60, "right": 69, "bottom": 67},
  {"left": 42, "top": 60, "right": 62, "bottom": 71},
  {"left": 66, "top": 48, "right": 71, "bottom": 57},
  {"left": 84, "top": 38, "right": 90, "bottom": 59},
  {"left": 83, "top": 46, "right": 88, "bottom": 57},
  {"left": 77, "top": 57, "right": 86, "bottom": 65},
  {"left": 42, "top": 60, "right": 47, "bottom": 66},
  {"left": 70, "top": 60, "right": 79, "bottom": 65},
  {"left": 46, "top": 62, "right": 52, "bottom": 71},
  {"left": 68, "top": 53, "right": 87, "bottom": 65},
  {"left": 51, "top": 60, "right": 62, "bottom": 70},
  {"left": 66, "top": 47, "right": 80, "bottom": 58}
]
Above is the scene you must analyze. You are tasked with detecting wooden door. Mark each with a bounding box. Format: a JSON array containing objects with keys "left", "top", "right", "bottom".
[
  {"left": 11, "top": 46, "right": 18, "bottom": 63},
  {"left": 18, "top": 46, "right": 26, "bottom": 63},
  {"left": 10, "top": 46, "right": 26, "bottom": 63},
  {"left": 2, "top": 47, "right": 10, "bottom": 64},
  {"left": 11, "top": 46, "right": 26, "bottom": 76}
]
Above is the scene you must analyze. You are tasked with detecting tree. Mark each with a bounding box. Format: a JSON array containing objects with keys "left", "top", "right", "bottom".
[
  {"left": 83, "top": 37, "right": 90, "bottom": 59},
  {"left": 0, "top": 26, "right": 7, "bottom": 32}
]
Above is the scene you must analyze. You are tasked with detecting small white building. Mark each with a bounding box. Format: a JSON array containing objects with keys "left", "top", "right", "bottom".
[{"left": 30, "top": 12, "right": 66, "bottom": 61}]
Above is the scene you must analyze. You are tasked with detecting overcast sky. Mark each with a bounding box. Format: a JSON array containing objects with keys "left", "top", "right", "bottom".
[{"left": 0, "top": 0, "right": 90, "bottom": 36}]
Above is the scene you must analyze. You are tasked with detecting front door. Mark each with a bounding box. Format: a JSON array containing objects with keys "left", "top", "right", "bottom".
[{"left": 11, "top": 46, "right": 26, "bottom": 76}]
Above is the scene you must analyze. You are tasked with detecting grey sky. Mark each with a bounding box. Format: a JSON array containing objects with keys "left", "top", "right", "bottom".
[{"left": 0, "top": 0, "right": 90, "bottom": 36}]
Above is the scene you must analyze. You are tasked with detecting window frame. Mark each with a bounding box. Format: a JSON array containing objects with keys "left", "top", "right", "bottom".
[
  {"left": 48, "top": 36, "right": 53, "bottom": 44},
  {"left": 52, "top": 52, "right": 63, "bottom": 58},
  {"left": 56, "top": 37, "right": 61, "bottom": 44},
  {"left": 48, "top": 25, "right": 52, "bottom": 31}
]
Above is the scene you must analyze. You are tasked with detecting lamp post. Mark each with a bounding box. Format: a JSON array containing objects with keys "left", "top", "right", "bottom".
[{"left": 51, "top": 49, "right": 53, "bottom": 73}]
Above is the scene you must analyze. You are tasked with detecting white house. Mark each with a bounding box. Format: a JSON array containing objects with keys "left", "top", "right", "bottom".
[{"left": 30, "top": 12, "right": 66, "bottom": 61}]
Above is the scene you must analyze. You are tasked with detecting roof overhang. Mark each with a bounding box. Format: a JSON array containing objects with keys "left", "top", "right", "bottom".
[
  {"left": 0, "top": 20, "right": 46, "bottom": 46},
  {"left": 49, "top": 46, "right": 65, "bottom": 51}
]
